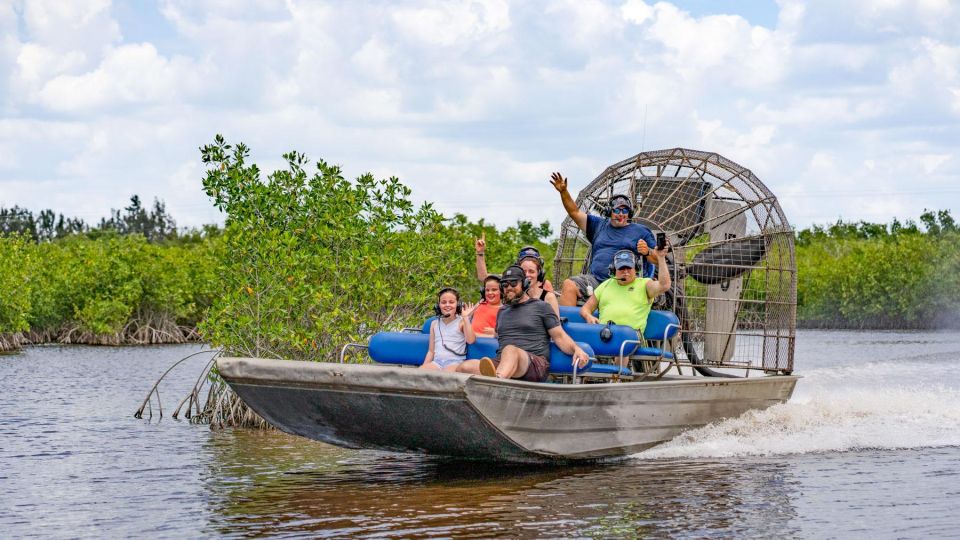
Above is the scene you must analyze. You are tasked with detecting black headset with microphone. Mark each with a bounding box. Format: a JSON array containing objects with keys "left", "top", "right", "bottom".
[
  {"left": 499, "top": 265, "right": 531, "bottom": 294},
  {"left": 517, "top": 246, "right": 545, "bottom": 283},
  {"left": 478, "top": 275, "right": 501, "bottom": 302},
  {"left": 607, "top": 249, "right": 643, "bottom": 278},
  {"left": 433, "top": 287, "right": 464, "bottom": 316},
  {"left": 602, "top": 194, "right": 636, "bottom": 218}
]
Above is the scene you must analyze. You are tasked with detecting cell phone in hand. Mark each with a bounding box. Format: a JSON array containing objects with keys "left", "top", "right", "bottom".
[{"left": 656, "top": 232, "right": 667, "bottom": 250}]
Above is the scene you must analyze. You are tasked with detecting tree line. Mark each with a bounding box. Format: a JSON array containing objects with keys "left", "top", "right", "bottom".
[
  {"left": 0, "top": 137, "right": 554, "bottom": 354},
  {"left": 1, "top": 137, "right": 958, "bottom": 354},
  {"left": 795, "top": 209, "right": 960, "bottom": 329},
  {"left": 0, "top": 195, "right": 181, "bottom": 243}
]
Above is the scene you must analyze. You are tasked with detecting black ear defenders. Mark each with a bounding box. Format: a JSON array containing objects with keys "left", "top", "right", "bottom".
[
  {"left": 607, "top": 249, "right": 643, "bottom": 277},
  {"left": 479, "top": 276, "right": 501, "bottom": 302},
  {"left": 434, "top": 287, "right": 463, "bottom": 316},
  {"left": 603, "top": 194, "right": 634, "bottom": 218},
  {"left": 517, "top": 246, "right": 546, "bottom": 283}
]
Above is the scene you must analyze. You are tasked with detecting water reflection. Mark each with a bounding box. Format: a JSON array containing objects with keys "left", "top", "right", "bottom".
[{"left": 203, "top": 429, "right": 799, "bottom": 538}]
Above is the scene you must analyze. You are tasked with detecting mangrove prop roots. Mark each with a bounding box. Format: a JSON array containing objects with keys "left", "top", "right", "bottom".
[
  {"left": 200, "top": 379, "right": 271, "bottom": 430},
  {"left": 0, "top": 332, "right": 27, "bottom": 353},
  {"left": 4, "top": 316, "right": 201, "bottom": 353},
  {"left": 135, "top": 348, "right": 272, "bottom": 430}
]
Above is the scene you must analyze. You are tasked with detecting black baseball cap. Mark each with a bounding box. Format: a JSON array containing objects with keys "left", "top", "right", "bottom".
[{"left": 501, "top": 265, "right": 526, "bottom": 283}]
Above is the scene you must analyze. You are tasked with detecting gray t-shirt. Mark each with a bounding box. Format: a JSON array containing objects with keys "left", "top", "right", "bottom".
[{"left": 495, "top": 298, "right": 560, "bottom": 360}]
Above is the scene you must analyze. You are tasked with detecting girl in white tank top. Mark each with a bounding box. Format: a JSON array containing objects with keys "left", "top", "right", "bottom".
[{"left": 421, "top": 288, "right": 479, "bottom": 372}]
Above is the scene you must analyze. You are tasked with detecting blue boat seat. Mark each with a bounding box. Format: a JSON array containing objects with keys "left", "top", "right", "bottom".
[
  {"left": 559, "top": 307, "right": 679, "bottom": 340},
  {"left": 367, "top": 332, "right": 604, "bottom": 376},
  {"left": 421, "top": 316, "right": 437, "bottom": 334},
  {"left": 558, "top": 305, "right": 593, "bottom": 324},
  {"left": 562, "top": 321, "right": 639, "bottom": 357},
  {"left": 405, "top": 309, "right": 681, "bottom": 375},
  {"left": 644, "top": 310, "right": 680, "bottom": 342},
  {"left": 427, "top": 309, "right": 678, "bottom": 340},
  {"left": 578, "top": 363, "right": 633, "bottom": 376}
]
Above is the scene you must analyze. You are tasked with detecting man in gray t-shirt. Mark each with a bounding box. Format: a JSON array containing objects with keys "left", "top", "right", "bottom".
[{"left": 459, "top": 265, "right": 588, "bottom": 382}]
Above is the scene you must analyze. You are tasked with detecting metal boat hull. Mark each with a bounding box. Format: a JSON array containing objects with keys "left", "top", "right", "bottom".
[{"left": 218, "top": 357, "right": 798, "bottom": 462}]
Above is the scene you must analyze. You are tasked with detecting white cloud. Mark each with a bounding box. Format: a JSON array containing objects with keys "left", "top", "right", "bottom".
[
  {"left": 15, "top": 44, "right": 86, "bottom": 84},
  {"left": 621, "top": 0, "right": 652, "bottom": 25},
  {"left": 391, "top": 0, "right": 510, "bottom": 47},
  {"left": 0, "top": 0, "right": 958, "bottom": 233},
  {"left": 34, "top": 43, "right": 202, "bottom": 111},
  {"left": 628, "top": 2, "right": 791, "bottom": 88},
  {"left": 20, "top": 0, "right": 120, "bottom": 62}
]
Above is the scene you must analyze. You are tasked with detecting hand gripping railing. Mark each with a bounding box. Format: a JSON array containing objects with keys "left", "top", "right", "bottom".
[{"left": 568, "top": 351, "right": 594, "bottom": 384}]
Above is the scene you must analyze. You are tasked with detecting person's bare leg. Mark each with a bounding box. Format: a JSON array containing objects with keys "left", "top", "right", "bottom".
[
  {"left": 560, "top": 279, "right": 580, "bottom": 306},
  {"left": 497, "top": 346, "right": 531, "bottom": 379},
  {"left": 419, "top": 362, "right": 439, "bottom": 370},
  {"left": 457, "top": 360, "right": 481, "bottom": 374},
  {"left": 442, "top": 364, "right": 461, "bottom": 373}
]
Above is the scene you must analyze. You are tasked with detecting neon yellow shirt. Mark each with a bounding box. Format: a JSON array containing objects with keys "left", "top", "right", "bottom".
[{"left": 594, "top": 277, "right": 652, "bottom": 332}]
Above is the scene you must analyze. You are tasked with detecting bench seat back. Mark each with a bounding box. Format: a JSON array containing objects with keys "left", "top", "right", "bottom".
[{"left": 367, "top": 332, "right": 596, "bottom": 374}]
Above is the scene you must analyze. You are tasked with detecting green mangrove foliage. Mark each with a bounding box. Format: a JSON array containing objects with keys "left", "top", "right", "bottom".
[
  {"left": 4, "top": 137, "right": 957, "bottom": 357},
  {"left": 0, "top": 235, "right": 32, "bottom": 350},
  {"left": 0, "top": 233, "right": 219, "bottom": 351},
  {"left": 796, "top": 210, "right": 960, "bottom": 328},
  {"left": 197, "top": 136, "right": 554, "bottom": 361},
  {"left": 0, "top": 152, "right": 553, "bottom": 354}
]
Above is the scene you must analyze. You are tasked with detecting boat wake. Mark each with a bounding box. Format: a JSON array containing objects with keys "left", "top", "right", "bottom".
[{"left": 637, "top": 365, "right": 960, "bottom": 458}]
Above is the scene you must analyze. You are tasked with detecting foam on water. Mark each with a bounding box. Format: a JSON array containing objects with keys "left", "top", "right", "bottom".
[{"left": 636, "top": 377, "right": 960, "bottom": 459}]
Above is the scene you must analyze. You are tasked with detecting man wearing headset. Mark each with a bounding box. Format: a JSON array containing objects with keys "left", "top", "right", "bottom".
[
  {"left": 458, "top": 265, "right": 589, "bottom": 382},
  {"left": 579, "top": 248, "right": 671, "bottom": 335},
  {"left": 550, "top": 172, "right": 657, "bottom": 306}
]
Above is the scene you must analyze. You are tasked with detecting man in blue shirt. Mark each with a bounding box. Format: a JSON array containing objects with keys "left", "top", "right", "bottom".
[{"left": 550, "top": 172, "right": 657, "bottom": 306}]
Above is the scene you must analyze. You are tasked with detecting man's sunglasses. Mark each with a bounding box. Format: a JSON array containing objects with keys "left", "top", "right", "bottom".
[
  {"left": 501, "top": 279, "right": 521, "bottom": 287},
  {"left": 612, "top": 207, "right": 631, "bottom": 215}
]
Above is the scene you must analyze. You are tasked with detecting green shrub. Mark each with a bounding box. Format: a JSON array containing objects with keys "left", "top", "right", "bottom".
[
  {"left": 0, "top": 235, "right": 32, "bottom": 334},
  {"left": 196, "top": 136, "right": 565, "bottom": 360}
]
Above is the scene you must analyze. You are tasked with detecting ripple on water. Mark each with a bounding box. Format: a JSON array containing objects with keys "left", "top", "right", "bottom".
[{"left": 2, "top": 341, "right": 960, "bottom": 537}]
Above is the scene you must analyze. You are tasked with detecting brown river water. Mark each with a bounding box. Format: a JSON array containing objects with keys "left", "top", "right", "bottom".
[{"left": 2, "top": 331, "right": 960, "bottom": 538}]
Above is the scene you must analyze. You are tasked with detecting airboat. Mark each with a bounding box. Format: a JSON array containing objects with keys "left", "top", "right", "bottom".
[{"left": 218, "top": 148, "right": 799, "bottom": 462}]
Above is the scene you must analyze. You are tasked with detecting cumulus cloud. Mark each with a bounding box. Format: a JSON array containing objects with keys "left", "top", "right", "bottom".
[
  {"left": 0, "top": 0, "right": 958, "bottom": 231},
  {"left": 33, "top": 43, "right": 202, "bottom": 111}
]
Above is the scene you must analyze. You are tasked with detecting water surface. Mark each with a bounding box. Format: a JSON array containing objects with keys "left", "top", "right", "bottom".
[{"left": 2, "top": 331, "right": 959, "bottom": 537}]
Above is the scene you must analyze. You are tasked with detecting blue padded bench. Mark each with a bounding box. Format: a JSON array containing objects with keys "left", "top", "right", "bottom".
[
  {"left": 411, "top": 308, "right": 680, "bottom": 376},
  {"left": 367, "top": 332, "right": 598, "bottom": 375},
  {"left": 424, "top": 309, "right": 678, "bottom": 344},
  {"left": 559, "top": 306, "right": 680, "bottom": 343}
]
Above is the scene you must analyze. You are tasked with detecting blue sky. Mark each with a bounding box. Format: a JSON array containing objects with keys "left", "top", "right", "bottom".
[{"left": 1, "top": 0, "right": 958, "bottom": 231}]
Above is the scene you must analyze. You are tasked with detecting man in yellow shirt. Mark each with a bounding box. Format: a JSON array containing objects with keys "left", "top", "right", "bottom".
[{"left": 579, "top": 246, "right": 671, "bottom": 335}]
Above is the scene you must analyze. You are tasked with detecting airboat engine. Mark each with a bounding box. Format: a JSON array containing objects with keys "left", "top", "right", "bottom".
[{"left": 554, "top": 149, "right": 796, "bottom": 376}]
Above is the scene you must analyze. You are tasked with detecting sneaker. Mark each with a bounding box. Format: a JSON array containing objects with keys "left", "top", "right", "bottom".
[{"left": 479, "top": 357, "right": 497, "bottom": 377}]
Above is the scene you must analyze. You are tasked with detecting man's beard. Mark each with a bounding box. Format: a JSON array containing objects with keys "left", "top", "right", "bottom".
[{"left": 504, "top": 289, "right": 524, "bottom": 305}]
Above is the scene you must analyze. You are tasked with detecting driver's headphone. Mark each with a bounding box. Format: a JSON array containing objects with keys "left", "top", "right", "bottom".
[
  {"left": 607, "top": 249, "right": 643, "bottom": 277},
  {"left": 603, "top": 194, "right": 637, "bottom": 217},
  {"left": 517, "top": 246, "right": 545, "bottom": 283},
  {"left": 434, "top": 287, "right": 464, "bottom": 316}
]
